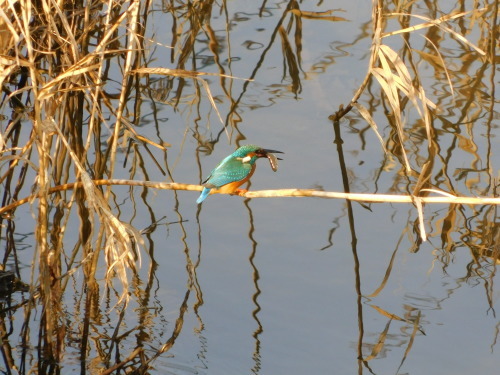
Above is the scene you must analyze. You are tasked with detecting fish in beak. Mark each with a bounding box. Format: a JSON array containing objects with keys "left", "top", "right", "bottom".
[{"left": 256, "top": 148, "right": 284, "bottom": 172}]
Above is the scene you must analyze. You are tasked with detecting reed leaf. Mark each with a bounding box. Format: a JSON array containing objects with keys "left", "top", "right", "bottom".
[
  {"left": 353, "top": 102, "right": 388, "bottom": 154},
  {"left": 364, "top": 318, "right": 392, "bottom": 361},
  {"left": 384, "top": 11, "right": 486, "bottom": 55},
  {"left": 366, "top": 232, "right": 404, "bottom": 297},
  {"left": 289, "top": 9, "right": 348, "bottom": 22},
  {"left": 396, "top": 311, "right": 422, "bottom": 373},
  {"left": 418, "top": 35, "right": 455, "bottom": 99}
]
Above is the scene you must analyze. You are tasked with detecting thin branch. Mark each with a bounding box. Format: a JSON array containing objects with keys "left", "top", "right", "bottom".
[{"left": 1, "top": 179, "right": 499, "bottom": 216}]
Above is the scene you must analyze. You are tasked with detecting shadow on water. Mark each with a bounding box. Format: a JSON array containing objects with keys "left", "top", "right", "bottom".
[{"left": 0, "top": 0, "right": 498, "bottom": 373}]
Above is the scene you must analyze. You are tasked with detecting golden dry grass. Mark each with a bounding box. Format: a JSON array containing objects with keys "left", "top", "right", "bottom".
[
  {"left": 329, "top": 0, "right": 496, "bottom": 242},
  {"left": 0, "top": 0, "right": 495, "bottom": 292},
  {"left": 0, "top": 0, "right": 497, "bottom": 370},
  {"left": 0, "top": 0, "right": 160, "bottom": 356}
]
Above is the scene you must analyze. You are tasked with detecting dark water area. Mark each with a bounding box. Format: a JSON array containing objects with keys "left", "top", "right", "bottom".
[{"left": 0, "top": 0, "right": 498, "bottom": 374}]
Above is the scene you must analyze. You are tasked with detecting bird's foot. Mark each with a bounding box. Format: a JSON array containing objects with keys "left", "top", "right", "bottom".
[{"left": 235, "top": 189, "right": 248, "bottom": 197}]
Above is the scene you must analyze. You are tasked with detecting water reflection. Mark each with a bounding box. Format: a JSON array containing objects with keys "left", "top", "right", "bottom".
[
  {"left": 244, "top": 199, "right": 264, "bottom": 374},
  {"left": 0, "top": 0, "right": 498, "bottom": 374}
]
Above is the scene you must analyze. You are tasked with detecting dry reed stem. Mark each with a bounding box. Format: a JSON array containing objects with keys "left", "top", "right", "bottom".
[
  {"left": 331, "top": 0, "right": 486, "bottom": 240},
  {"left": 1, "top": 180, "right": 499, "bottom": 218},
  {"left": 0, "top": 0, "right": 496, "bottom": 370},
  {"left": 42, "top": 117, "right": 142, "bottom": 304},
  {"left": 0, "top": 0, "right": 235, "bottom": 315},
  {"left": 0, "top": 0, "right": 161, "bottom": 310},
  {"left": 333, "top": 0, "right": 481, "bottom": 177},
  {"left": 107, "top": 0, "right": 140, "bottom": 183},
  {"left": 384, "top": 11, "right": 487, "bottom": 56}
]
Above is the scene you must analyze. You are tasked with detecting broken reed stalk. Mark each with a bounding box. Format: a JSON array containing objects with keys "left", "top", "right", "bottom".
[{"left": 1, "top": 179, "right": 498, "bottom": 217}]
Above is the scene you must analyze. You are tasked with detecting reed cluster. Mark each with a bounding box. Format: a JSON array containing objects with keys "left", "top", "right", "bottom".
[
  {"left": 0, "top": 0, "right": 160, "bottom": 368},
  {"left": 0, "top": 0, "right": 497, "bottom": 372}
]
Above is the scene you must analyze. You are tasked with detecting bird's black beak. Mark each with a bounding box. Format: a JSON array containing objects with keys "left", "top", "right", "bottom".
[{"left": 257, "top": 148, "right": 284, "bottom": 158}]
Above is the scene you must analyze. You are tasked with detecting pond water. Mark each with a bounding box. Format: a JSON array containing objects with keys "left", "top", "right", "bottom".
[{"left": 0, "top": 0, "right": 499, "bottom": 374}]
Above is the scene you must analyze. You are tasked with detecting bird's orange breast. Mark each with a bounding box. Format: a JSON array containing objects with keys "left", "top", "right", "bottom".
[
  {"left": 214, "top": 164, "right": 256, "bottom": 194},
  {"left": 215, "top": 180, "right": 246, "bottom": 194}
]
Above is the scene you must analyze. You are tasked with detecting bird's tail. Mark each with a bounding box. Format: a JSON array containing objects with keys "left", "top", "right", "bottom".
[{"left": 196, "top": 187, "right": 211, "bottom": 204}]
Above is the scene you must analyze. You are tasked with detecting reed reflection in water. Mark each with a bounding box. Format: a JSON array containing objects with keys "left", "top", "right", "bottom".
[{"left": 0, "top": 0, "right": 498, "bottom": 374}]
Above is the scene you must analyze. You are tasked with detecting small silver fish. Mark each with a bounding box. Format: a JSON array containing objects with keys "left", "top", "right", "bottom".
[{"left": 267, "top": 153, "right": 279, "bottom": 172}]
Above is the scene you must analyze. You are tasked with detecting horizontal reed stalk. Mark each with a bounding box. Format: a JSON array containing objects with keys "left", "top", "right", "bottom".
[{"left": 1, "top": 179, "right": 498, "bottom": 217}]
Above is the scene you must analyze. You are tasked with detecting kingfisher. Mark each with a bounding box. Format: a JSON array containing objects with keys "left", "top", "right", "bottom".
[{"left": 196, "top": 145, "right": 283, "bottom": 204}]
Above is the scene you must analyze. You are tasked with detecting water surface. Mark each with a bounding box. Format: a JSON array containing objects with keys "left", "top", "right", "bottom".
[{"left": 0, "top": 0, "right": 498, "bottom": 374}]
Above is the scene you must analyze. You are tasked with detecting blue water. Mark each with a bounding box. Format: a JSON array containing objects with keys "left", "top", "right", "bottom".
[{"left": 3, "top": 0, "right": 498, "bottom": 374}]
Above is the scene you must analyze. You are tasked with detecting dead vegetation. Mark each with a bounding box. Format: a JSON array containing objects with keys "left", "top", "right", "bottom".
[{"left": 0, "top": 0, "right": 497, "bottom": 373}]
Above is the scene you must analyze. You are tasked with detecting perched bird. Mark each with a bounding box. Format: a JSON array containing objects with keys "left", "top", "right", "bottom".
[{"left": 196, "top": 145, "right": 283, "bottom": 204}]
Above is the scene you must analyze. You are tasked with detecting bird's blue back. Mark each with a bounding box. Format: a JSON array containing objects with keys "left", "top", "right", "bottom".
[{"left": 203, "top": 154, "right": 254, "bottom": 188}]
